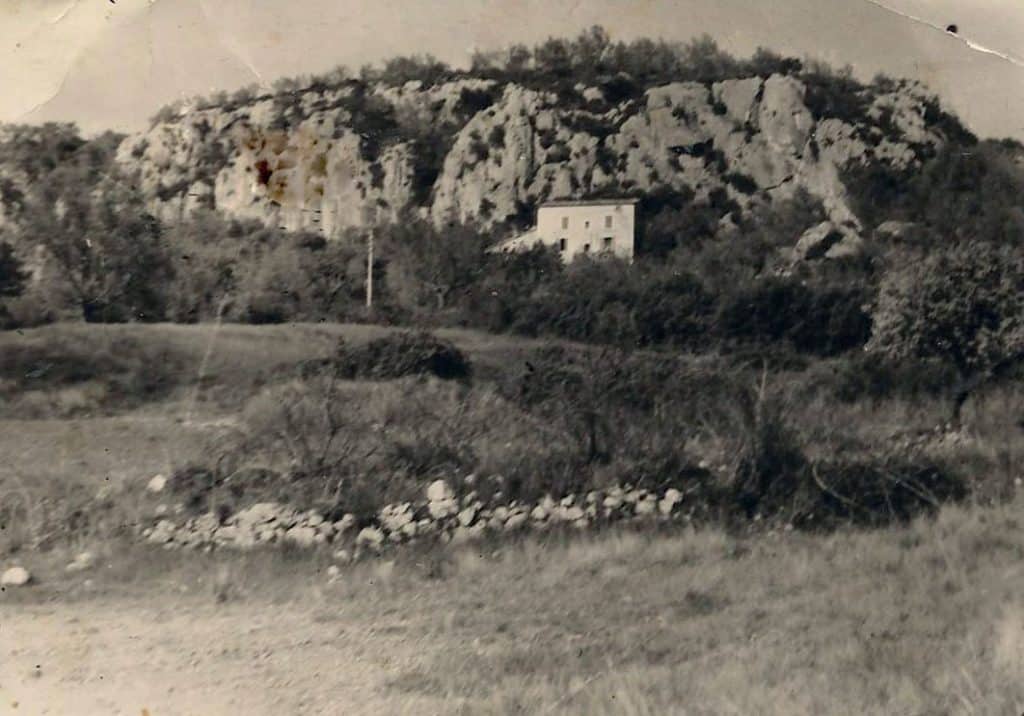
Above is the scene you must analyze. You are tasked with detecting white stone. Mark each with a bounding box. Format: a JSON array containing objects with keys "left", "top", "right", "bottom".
[
  {"left": 356, "top": 527, "right": 385, "bottom": 551},
  {"left": 428, "top": 498, "right": 457, "bottom": 520},
  {"left": 333, "top": 514, "right": 356, "bottom": 534},
  {"left": 563, "top": 506, "right": 585, "bottom": 522},
  {"left": 326, "top": 565, "right": 341, "bottom": 580},
  {"left": 458, "top": 505, "right": 477, "bottom": 527},
  {"left": 504, "top": 513, "right": 528, "bottom": 531},
  {"left": 66, "top": 552, "right": 96, "bottom": 573},
  {"left": 147, "top": 474, "right": 167, "bottom": 493},
  {"left": 235, "top": 502, "right": 282, "bottom": 526},
  {"left": 284, "top": 526, "right": 318, "bottom": 548},
  {"left": 635, "top": 497, "right": 657, "bottom": 516},
  {"left": 659, "top": 488, "right": 684, "bottom": 516},
  {"left": 148, "top": 520, "right": 177, "bottom": 543},
  {"left": 530, "top": 504, "right": 549, "bottom": 521},
  {"left": 379, "top": 503, "right": 414, "bottom": 532},
  {"left": 426, "top": 479, "right": 454, "bottom": 503},
  {"left": 1, "top": 567, "right": 30, "bottom": 587},
  {"left": 333, "top": 549, "right": 352, "bottom": 564},
  {"left": 603, "top": 495, "right": 623, "bottom": 510},
  {"left": 451, "top": 524, "right": 486, "bottom": 546}
]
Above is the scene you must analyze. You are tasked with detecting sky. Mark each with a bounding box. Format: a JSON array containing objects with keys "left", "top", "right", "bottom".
[{"left": 1, "top": 0, "right": 1022, "bottom": 139}]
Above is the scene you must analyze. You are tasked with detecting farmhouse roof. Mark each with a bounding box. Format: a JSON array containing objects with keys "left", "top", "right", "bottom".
[{"left": 538, "top": 198, "right": 641, "bottom": 208}]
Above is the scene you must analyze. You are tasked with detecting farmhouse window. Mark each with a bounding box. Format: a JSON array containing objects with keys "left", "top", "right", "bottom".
[
  {"left": 559, "top": 238, "right": 567, "bottom": 251},
  {"left": 561, "top": 216, "right": 569, "bottom": 230},
  {"left": 605, "top": 215, "right": 613, "bottom": 228},
  {"left": 603, "top": 236, "right": 613, "bottom": 249}
]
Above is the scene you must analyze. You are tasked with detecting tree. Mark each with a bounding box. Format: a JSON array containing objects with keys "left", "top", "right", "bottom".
[
  {"left": 868, "top": 243, "right": 1024, "bottom": 423},
  {"left": 21, "top": 168, "right": 172, "bottom": 322},
  {"left": 381, "top": 218, "right": 488, "bottom": 313},
  {"left": 0, "top": 240, "right": 28, "bottom": 326},
  {"left": 0, "top": 241, "right": 27, "bottom": 299}
]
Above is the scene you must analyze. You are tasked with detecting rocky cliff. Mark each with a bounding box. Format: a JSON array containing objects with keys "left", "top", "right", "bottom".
[{"left": 115, "top": 72, "right": 945, "bottom": 241}]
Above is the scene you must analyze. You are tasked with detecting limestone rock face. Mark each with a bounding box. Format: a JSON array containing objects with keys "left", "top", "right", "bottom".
[{"left": 116, "top": 73, "right": 945, "bottom": 245}]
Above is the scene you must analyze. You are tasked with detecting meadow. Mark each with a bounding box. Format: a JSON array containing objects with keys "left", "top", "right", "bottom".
[{"left": 3, "top": 322, "right": 1024, "bottom": 714}]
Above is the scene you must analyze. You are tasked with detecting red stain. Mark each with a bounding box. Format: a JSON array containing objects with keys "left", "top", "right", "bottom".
[{"left": 255, "top": 160, "right": 273, "bottom": 186}]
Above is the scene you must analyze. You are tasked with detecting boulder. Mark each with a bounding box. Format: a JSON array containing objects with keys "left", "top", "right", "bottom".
[
  {"left": 458, "top": 505, "right": 478, "bottom": 527},
  {"left": 379, "top": 503, "right": 415, "bottom": 532},
  {"left": 659, "top": 488, "right": 684, "bottom": 516},
  {"left": 66, "top": 551, "right": 96, "bottom": 573},
  {"left": 147, "top": 520, "right": 177, "bottom": 544},
  {"left": 426, "top": 479, "right": 454, "bottom": 503},
  {"left": 1, "top": 566, "right": 31, "bottom": 587},
  {"left": 147, "top": 474, "right": 167, "bottom": 493},
  {"left": 603, "top": 495, "right": 624, "bottom": 511},
  {"left": 283, "top": 526, "right": 318, "bottom": 548},
  {"left": 793, "top": 221, "right": 863, "bottom": 261},
  {"left": 562, "top": 505, "right": 585, "bottom": 522},
  {"left": 635, "top": 497, "right": 658, "bottom": 516},
  {"left": 333, "top": 514, "right": 356, "bottom": 535},
  {"left": 504, "top": 512, "right": 528, "bottom": 531},
  {"left": 874, "top": 220, "right": 919, "bottom": 242},
  {"left": 428, "top": 498, "right": 458, "bottom": 520},
  {"left": 356, "top": 526, "right": 385, "bottom": 551}
]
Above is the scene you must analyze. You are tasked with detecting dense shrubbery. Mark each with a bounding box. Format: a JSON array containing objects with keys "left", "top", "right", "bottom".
[
  {"left": 327, "top": 331, "right": 472, "bottom": 382},
  {"left": 159, "top": 337, "right": 969, "bottom": 531},
  {"left": 0, "top": 330, "right": 186, "bottom": 417}
]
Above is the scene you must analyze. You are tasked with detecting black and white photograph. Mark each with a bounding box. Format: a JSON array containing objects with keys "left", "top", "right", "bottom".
[{"left": 2, "top": 1, "right": 1024, "bottom": 713}]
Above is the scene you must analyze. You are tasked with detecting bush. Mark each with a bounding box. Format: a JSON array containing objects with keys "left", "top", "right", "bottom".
[
  {"left": 714, "top": 277, "right": 872, "bottom": 356},
  {"left": 0, "top": 330, "right": 186, "bottom": 417},
  {"left": 802, "top": 457, "right": 967, "bottom": 529},
  {"left": 331, "top": 331, "right": 472, "bottom": 381},
  {"left": 193, "top": 374, "right": 581, "bottom": 518},
  {"left": 825, "top": 353, "right": 957, "bottom": 403},
  {"left": 710, "top": 372, "right": 966, "bottom": 528}
]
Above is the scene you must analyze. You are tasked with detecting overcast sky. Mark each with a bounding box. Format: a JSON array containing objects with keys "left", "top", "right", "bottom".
[{"left": 2, "top": 0, "right": 1022, "bottom": 139}]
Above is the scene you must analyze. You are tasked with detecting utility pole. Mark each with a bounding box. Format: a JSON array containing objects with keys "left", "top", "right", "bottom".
[
  {"left": 365, "top": 226, "right": 374, "bottom": 310},
  {"left": 362, "top": 204, "right": 376, "bottom": 311}
]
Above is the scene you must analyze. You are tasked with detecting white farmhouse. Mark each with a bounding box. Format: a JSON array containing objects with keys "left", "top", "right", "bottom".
[{"left": 494, "top": 198, "right": 639, "bottom": 262}]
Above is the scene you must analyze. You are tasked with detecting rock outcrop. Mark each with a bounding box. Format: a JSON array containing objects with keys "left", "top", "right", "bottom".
[{"left": 115, "top": 73, "right": 946, "bottom": 242}]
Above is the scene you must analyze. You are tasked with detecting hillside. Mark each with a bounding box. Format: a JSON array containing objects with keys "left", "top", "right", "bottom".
[
  {"left": 115, "top": 63, "right": 950, "bottom": 246},
  {"left": 0, "top": 32, "right": 1019, "bottom": 340}
]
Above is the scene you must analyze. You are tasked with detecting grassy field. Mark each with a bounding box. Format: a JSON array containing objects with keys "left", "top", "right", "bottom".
[
  {"left": 5, "top": 498, "right": 1024, "bottom": 714},
  {"left": 3, "top": 322, "right": 1024, "bottom": 714}
]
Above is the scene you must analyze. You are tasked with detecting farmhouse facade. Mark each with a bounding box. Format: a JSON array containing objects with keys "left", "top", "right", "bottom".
[{"left": 495, "top": 198, "right": 638, "bottom": 262}]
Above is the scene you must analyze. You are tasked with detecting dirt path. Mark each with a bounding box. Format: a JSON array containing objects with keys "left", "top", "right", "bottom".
[{"left": 0, "top": 597, "right": 431, "bottom": 716}]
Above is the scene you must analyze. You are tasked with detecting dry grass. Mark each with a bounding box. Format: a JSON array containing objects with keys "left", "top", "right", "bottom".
[
  {"left": 5, "top": 323, "right": 1024, "bottom": 712},
  {"left": 7, "top": 499, "right": 1024, "bottom": 714}
]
